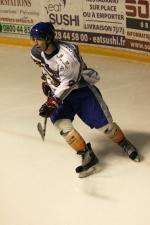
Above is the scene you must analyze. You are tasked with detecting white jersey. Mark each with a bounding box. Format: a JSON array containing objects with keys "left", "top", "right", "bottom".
[{"left": 31, "top": 41, "right": 100, "bottom": 101}]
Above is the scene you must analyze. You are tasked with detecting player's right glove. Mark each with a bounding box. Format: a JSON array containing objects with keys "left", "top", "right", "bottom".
[
  {"left": 39, "top": 97, "right": 60, "bottom": 118},
  {"left": 42, "top": 82, "right": 52, "bottom": 97}
]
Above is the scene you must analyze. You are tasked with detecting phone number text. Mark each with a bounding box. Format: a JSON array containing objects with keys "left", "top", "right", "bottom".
[{"left": 0, "top": 23, "right": 31, "bottom": 35}]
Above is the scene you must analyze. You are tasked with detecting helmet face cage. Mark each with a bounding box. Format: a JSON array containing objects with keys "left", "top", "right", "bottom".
[{"left": 30, "top": 22, "right": 55, "bottom": 41}]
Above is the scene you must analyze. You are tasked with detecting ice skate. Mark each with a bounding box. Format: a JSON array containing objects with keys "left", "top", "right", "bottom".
[
  {"left": 119, "top": 139, "right": 140, "bottom": 162},
  {"left": 76, "top": 143, "right": 101, "bottom": 178}
]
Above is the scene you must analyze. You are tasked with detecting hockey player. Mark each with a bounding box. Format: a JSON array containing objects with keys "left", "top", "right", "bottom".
[{"left": 30, "top": 22, "right": 140, "bottom": 178}]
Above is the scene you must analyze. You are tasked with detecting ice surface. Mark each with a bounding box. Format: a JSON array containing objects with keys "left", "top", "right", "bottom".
[{"left": 0, "top": 45, "right": 150, "bottom": 225}]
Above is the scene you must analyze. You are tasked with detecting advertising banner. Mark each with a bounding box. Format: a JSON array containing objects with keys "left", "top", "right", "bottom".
[
  {"left": 42, "top": 0, "right": 126, "bottom": 48},
  {"left": 0, "top": 0, "right": 150, "bottom": 54},
  {"left": 125, "top": 0, "right": 150, "bottom": 52},
  {"left": 42, "top": 0, "right": 150, "bottom": 53},
  {"left": 0, "top": 0, "right": 41, "bottom": 38}
]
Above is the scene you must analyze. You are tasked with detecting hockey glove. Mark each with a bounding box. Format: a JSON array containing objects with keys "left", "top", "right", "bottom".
[
  {"left": 42, "top": 82, "right": 52, "bottom": 97},
  {"left": 39, "top": 97, "right": 60, "bottom": 118}
]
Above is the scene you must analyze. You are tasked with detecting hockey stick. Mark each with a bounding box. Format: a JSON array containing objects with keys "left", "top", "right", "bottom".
[
  {"left": 37, "top": 117, "right": 47, "bottom": 141},
  {"left": 37, "top": 91, "right": 50, "bottom": 141}
]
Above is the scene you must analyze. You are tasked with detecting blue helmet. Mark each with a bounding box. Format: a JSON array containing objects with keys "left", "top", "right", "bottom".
[{"left": 30, "top": 22, "right": 55, "bottom": 41}]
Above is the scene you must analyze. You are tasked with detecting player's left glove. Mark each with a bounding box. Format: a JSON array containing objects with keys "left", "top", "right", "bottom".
[{"left": 39, "top": 97, "right": 60, "bottom": 118}]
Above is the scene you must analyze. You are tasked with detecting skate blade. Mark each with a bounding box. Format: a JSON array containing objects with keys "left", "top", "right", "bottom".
[
  {"left": 133, "top": 156, "right": 140, "bottom": 162},
  {"left": 78, "top": 164, "right": 102, "bottom": 178}
]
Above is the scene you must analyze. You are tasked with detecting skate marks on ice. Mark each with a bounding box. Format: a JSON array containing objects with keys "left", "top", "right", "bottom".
[{"left": 75, "top": 175, "right": 115, "bottom": 200}]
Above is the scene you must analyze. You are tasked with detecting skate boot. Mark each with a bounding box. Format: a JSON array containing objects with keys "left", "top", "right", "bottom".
[
  {"left": 76, "top": 143, "right": 101, "bottom": 178},
  {"left": 118, "top": 138, "right": 140, "bottom": 162}
]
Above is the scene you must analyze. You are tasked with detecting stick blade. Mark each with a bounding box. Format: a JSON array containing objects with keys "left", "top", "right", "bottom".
[{"left": 37, "top": 122, "right": 45, "bottom": 141}]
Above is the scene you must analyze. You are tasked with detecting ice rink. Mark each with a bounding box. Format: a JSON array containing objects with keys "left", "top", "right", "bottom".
[{"left": 0, "top": 44, "right": 150, "bottom": 225}]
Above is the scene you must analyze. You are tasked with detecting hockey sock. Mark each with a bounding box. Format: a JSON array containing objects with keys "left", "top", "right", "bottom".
[
  {"left": 60, "top": 129, "right": 86, "bottom": 152},
  {"left": 54, "top": 119, "right": 86, "bottom": 152},
  {"left": 101, "top": 122, "right": 125, "bottom": 143}
]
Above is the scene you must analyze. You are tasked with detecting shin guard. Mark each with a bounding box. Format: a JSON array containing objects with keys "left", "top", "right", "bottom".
[
  {"left": 60, "top": 128, "right": 86, "bottom": 152},
  {"left": 103, "top": 122, "right": 125, "bottom": 143}
]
